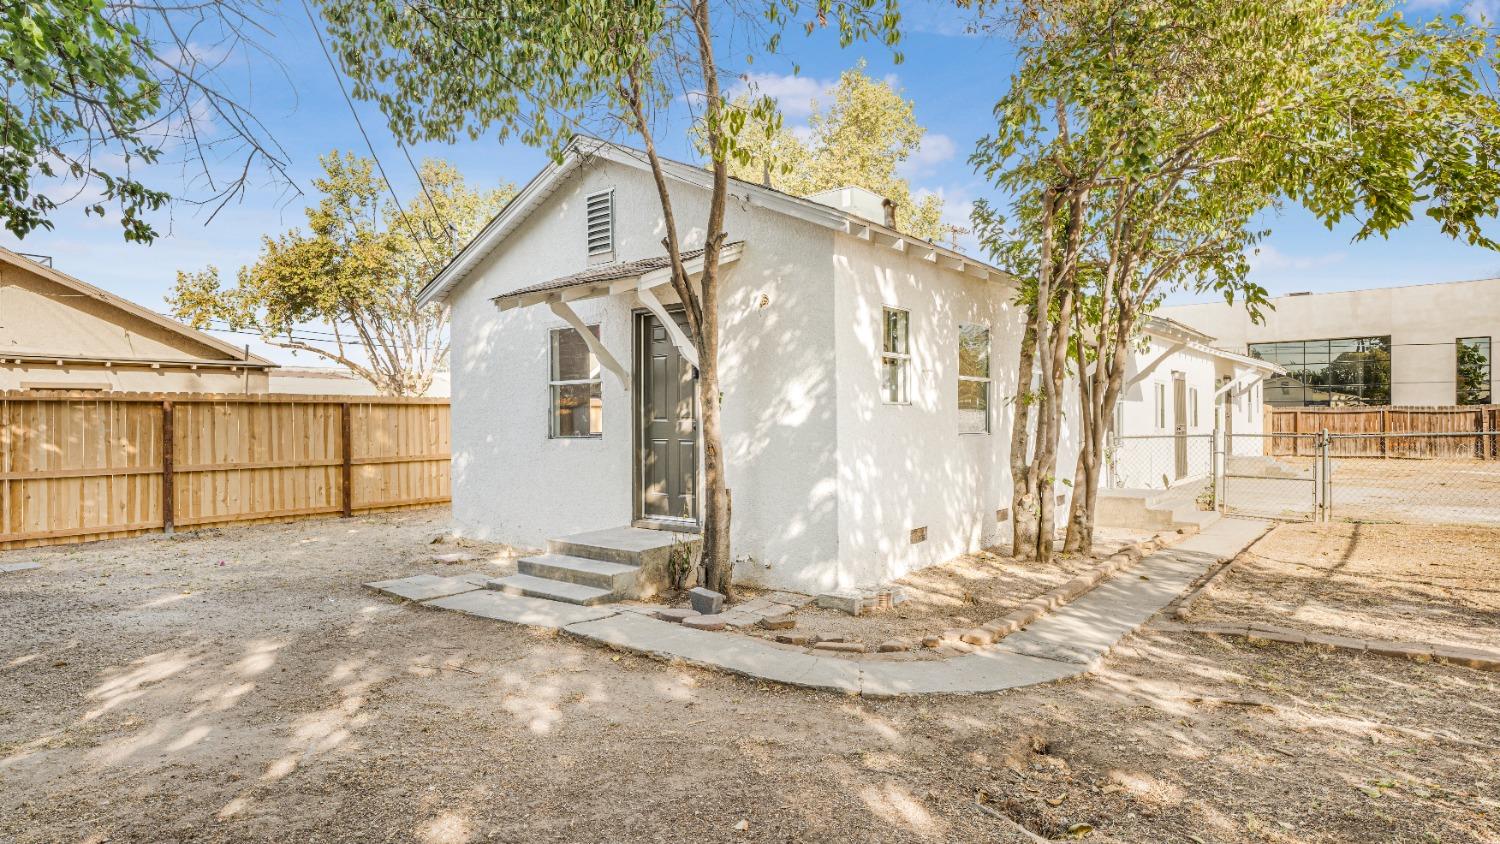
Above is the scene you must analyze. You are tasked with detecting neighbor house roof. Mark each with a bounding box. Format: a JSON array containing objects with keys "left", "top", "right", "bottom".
[
  {"left": 417, "top": 136, "right": 1013, "bottom": 308},
  {"left": 1143, "top": 314, "right": 1283, "bottom": 376},
  {"left": 0, "top": 247, "right": 276, "bottom": 369}
]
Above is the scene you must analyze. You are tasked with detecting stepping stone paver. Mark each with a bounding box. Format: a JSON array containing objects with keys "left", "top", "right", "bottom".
[
  {"left": 365, "top": 572, "right": 489, "bottom": 602},
  {"left": 682, "top": 614, "right": 727, "bottom": 631},
  {"left": 424, "top": 588, "right": 617, "bottom": 629},
  {"left": 655, "top": 608, "right": 700, "bottom": 623},
  {"left": 0, "top": 562, "right": 42, "bottom": 574}
]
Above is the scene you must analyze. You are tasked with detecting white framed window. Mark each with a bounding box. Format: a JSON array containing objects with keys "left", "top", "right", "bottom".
[
  {"left": 1155, "top": 382, "right": 1167, "bottom": 430},
  {"left": 549, "top": 325, "right": 603, "bottom": 437},
  {"left": 1189, "top": 387, "right": 1199, "bottom": 428},
  {"left": 881, "top": 307, "right": 910, "bottom": 404},
  {"left": 585, "top": 189, "right": 614, "bottom": 261},
  {"left": 958, "top": 324, "right": 990, "bottom": 434}
]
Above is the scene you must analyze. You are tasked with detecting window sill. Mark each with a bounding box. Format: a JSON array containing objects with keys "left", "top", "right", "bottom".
[{"left": 548, "top": 434, "right": 603, "bottom": 440}]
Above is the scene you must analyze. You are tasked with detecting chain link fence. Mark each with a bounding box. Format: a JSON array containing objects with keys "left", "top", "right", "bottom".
[
  {"left": 1221, "top": 433, "right": 1321, "bottom": 521},
  {"left": 1216, "top": 430, "right": 1500, "bottom": 527},
  {"left": 1107, "top": 433, "right": 1214, "bottom": 499}
]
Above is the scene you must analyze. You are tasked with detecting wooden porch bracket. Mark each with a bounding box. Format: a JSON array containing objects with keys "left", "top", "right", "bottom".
[
  {"left": 634, "top": 283, "right": 701, "bottom": 369},
  {"left": 547, "top": 299, "right": 631, "bottom": 390}
]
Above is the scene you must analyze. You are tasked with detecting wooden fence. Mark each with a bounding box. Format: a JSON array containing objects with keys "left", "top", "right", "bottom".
[
  {"left": 1, "top": 391, "right": 450, "bottom": 550},
  {"left": 1266, "top": 405, "right": 1500, "bottom": 458}
]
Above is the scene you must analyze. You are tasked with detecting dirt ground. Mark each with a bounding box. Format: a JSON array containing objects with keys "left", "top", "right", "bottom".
[
  {"left": 728, "top": 527, "right": 1153, "bottom": 650},
  {"left": 1188, "top": 521, "right": 1500, "bottom": 652},
  {"left": 2, "top": 509, "right": 1497, "bottom": 843}
]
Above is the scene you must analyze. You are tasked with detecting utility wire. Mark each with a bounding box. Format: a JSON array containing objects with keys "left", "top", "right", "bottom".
[{"left": 300, "top": 0, "right": 433, "bottom": 262}]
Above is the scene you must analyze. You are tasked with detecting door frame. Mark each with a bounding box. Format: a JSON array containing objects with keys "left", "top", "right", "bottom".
[
  {"left": 1172, "top": 372, "right": 1189, "bottom": 479},
  {"left": 631, "top": 307, "right": 703, "bottom": 531}
]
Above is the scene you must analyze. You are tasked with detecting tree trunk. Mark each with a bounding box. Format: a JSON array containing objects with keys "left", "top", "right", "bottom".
[{"left": 1010, "top": 306, "right": 1041, "bottom": 558}]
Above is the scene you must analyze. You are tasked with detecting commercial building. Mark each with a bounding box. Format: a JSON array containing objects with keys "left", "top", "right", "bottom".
[{"left": 1159, "top": 277, "right": 1498, "bottom": 407}]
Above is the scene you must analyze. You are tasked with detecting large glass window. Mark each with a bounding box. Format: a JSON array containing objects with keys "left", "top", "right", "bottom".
[
  {"left": 881, "top": 307, "right": 910, "bottom": 404},
  {"left": 1457, "top": 337, "right": 1492, "bottom": 405},
  {"left": 550, "top": 325, "right": 603, "bottom": 437},
  {"left": 958, "top": 324, "right": 990, "bottom": 434},
  {"left": 1248, "top": 336, "right": 1391, "bottom": 406}
]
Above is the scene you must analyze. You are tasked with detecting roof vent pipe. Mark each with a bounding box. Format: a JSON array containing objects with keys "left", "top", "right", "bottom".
[{"left": 883, "top": 198, "right": 897, "bottom": 228}]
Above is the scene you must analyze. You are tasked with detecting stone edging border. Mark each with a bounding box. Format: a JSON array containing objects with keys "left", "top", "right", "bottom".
[
  {"left": 1157, "top": 621, "right": 1500, "bottom": 672},
  {"left": 926, "top": 527, "right": 1198, "bottom": 653}
]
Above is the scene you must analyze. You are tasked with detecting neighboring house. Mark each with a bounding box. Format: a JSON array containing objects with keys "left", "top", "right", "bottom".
[
  {"left": 269, "top": 366, "right": 452, "bottom": 397},
  {"left": 0, "top": 248, "right": 275, "bottom": 393},
  {"left": 1103, "top": 316, "right": 1283, "bottom": 490},
  {"left": 1160, "top": 277, "right": 1500, "bottom": 407},
  {"left": 422, "top": 137, "right": 1022, "bottom": 592}
]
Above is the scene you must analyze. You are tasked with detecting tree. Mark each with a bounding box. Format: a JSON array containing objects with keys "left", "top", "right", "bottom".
[
  {"left": 723, "top": 64, "right": 945, "bottom": 240},
  {"left": 2, "top": 0, "right": 294, "bottom": 242},
  {"left": 1456, "top": 340, "right": 1489, "bottom": 405},
  {"left": 318, "top": 0, "right": 901, "bottom": 596},
  {"left": 171, "top": 152, "right": 512, "bottom": 395},
  {"left": 973, "top": 0, "right": 1500, "bottom": 556}
]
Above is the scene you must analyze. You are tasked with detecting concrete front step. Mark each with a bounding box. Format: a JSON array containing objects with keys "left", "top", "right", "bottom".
[
  {"left": 548, "top": 526, "right": 698, "bottom": 568},
  {"left": 1097, "top": 487, "right": 1219, "bottom": 532},
  {"left": 487, "top": 573, "right": 614, "bottom": 606},
  {"left": 518, "top": 553, "right": 639, "bottom": 593}
]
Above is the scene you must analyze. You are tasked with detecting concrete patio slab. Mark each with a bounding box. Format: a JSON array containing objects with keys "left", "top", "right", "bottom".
[
  {"left": 997, "top": 518, "right": 1271, "bottom": 667},
  {"left": 860, "top": 649, "right": 1083, "bottom": 697},
  {"left": 364, "top": 572, "right": 489, "bottom": 602},
  {"left": 563, "top": 612, "right": 865, "bottom": 693},
  {"left": 425, "top": 588, "right": 618, "bottom": 629}
]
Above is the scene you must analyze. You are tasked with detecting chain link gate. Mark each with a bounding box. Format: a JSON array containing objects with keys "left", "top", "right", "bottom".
[
  {"left": 1213, "top": 427, "right": 1500, "bottom": 526},
  {"left": 1217, "top": 430, "right": 1328, "bottom": 521}
]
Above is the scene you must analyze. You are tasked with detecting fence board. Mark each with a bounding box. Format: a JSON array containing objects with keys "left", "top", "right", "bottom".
[
  {"left": 1, "top": 391, "right": 450, "bottom": 550},
  {"left": 1266, "top": 404, "right": 1498, "bottom": 459}
]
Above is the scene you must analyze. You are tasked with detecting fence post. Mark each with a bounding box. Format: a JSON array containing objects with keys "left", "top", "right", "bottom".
[
  {"left": 340, "top": 402, "right": 353, "bottom": 518},
  {"left": 1319, "top": 427, "right": 1332, "bottom": 523},
  {"left": 1211, "top": 422, "right": 1224, "bottom": 513},
  {"left": 161, "top": 400, "right": 175, "bottom": 535}
]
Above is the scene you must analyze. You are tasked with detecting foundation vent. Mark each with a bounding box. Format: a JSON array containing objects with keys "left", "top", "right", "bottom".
[
  {"left": 909, "top": 526, "right": 927, "bottom": 544},
  {"left": 996, "top": 508, "right": 1010, "bottom": 522}
]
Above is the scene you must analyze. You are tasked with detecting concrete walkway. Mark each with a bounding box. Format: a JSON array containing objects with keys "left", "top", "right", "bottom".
[{"left": 367, "top": 517, "right": 1271, "bottom": 697}]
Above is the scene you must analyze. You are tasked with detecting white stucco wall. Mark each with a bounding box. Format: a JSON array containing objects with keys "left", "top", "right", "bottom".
[
  {"left": 1106, "top": 337, "right": 1275, "bottom": 487},
  {"left": 1161, "top": 278, "right": 1500, "bottom": 407},
  {"left": 825, "top": 236, "right": 1022, "bottom": 589},
  {"left": 445, "top": 159, "right": 842, "bottom": 583}
]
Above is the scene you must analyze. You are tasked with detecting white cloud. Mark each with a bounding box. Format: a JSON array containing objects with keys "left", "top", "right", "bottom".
[
  {"left": 898, "top": 133, "right": 957, "bottom": 179},
  {"left": 729, "top": 72, "right": 836, "bottom": 119},
  {"left": 1464, "top": 0, "right": 1498, "bottom": 20},
  {"left": 1246, "top": 244, "right": 1346, "bottom": 273}
]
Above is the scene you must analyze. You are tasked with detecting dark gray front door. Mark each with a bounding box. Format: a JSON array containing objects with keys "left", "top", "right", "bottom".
[{"left": 636, "top": 310, "right": 699, "bottom": 523}]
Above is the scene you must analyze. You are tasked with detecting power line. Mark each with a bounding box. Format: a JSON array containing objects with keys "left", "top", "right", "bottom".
[{"left": 299, "top": 0, "right": 433, "bottom": 262}]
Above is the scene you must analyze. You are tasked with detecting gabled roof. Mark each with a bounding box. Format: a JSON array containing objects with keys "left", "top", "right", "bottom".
[
  {"left": 1143, "top": 314, "right": 1283, "bottom": 375},
  {"left": 417, "top": 135, "right": 1013, "bottom": 307},
  {"left": 0, "top": 247, "right": 276, "bottom": 368}
]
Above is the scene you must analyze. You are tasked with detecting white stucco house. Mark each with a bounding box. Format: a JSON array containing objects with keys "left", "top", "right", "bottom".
[
  {"left": 420, "top": 137, "right": 1030, "bottom": 595},
  {"left": 422, "top": 137, "right": 1275, "bottom": 600},
  {"left": 1102, "top": 315, "right": 1283, "bottom": 490}
]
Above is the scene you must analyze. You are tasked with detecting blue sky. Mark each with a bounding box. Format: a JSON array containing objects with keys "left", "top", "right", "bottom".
[{"left": 3, "top": 0, "right": 1497, "bottom": 364}]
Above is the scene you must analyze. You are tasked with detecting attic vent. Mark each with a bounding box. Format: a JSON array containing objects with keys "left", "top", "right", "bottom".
[{"left": 586, "top": 190, "right": 614, "bottom": 258}]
